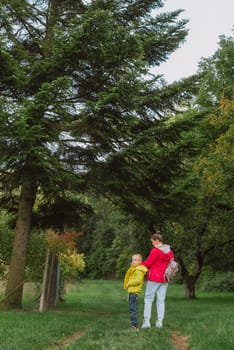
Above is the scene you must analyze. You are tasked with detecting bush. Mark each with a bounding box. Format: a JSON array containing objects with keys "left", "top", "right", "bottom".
[
  {"left": 0, "top": 211, "right": 14, "bottom": 263},
  {"left": 0, "top": 254, "right": 8, "bottom": 279},
  {"left": 115, "top": 248, "right": 133, "bottom": 279},
  {"left": 198, "top": 270, "right": 234, "bottom": 292},
  {"left": 25, "top": 230, "right": 47, "bottom": 282}
]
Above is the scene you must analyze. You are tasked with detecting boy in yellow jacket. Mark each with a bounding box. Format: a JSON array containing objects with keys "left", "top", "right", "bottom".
[{"left": 123, "top": 254, "right": 148, "bottom": 330}]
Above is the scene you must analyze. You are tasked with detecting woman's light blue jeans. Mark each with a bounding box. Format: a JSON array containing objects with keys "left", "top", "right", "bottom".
[{"left": 143, "top": 280, "right": 168, "bottom": 322}]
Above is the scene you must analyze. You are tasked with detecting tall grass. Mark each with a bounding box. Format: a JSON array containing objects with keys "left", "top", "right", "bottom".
[{"left": 0, "top": 280, "right": 233, "bottom": 349}]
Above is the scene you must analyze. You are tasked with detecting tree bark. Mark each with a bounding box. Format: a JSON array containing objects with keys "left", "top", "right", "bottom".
[
  {"left": 178, "top": 256, "right": 201, "bottom": 299},
  {"left": 184, "top": 277, "right": 196, "bottom": 299},
  {"left": 2, "top": 181, "right": 36, "bottom": 309}
]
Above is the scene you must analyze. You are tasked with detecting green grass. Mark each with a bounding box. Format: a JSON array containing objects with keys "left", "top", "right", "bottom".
[
  {"left": 166, "top": 285, "right": 234, "bottom": 350},
  {"left": 0, "top": 280, "right": 234, "bottom": 349}
]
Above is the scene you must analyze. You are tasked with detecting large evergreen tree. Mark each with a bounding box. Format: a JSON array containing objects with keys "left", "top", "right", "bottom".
[{"left": 0, "top": 0, "right": 191, "bottom": 308}]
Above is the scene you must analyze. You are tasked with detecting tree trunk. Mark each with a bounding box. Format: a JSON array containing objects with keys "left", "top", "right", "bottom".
[
  {"left": 178, "top": 256, "right": 201, "bottom": 299},
  {"left": 184, "top": 277, "right": 196, "bottom": 299},
  {"left": 2, "top": 181, "right": 36, "bottom": 309}
]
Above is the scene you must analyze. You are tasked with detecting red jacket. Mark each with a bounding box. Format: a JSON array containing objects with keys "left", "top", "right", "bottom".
[{"left": 141, "top": 245, "right": 174, "bottom": 283}]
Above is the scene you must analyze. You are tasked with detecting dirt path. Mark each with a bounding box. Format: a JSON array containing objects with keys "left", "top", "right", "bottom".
[
  {"left": 46, "top": 331, "right": 85, "bottom": 349},
  {"left": 171, "top": 330, "right": 190, "bottom": 350},
  {"left": 45, "top": 309, "right": 110, "bottom": 349},
  {"left": 54, "top": 331, "right": 85, "bottom": 347},
  {"left": 48, "top": 328, "right": 190, "bottom": 350}
]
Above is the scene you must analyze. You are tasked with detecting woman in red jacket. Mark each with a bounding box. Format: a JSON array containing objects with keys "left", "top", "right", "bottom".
[{"left": 141, "top": 231, "right": 174, "bottom": 329}]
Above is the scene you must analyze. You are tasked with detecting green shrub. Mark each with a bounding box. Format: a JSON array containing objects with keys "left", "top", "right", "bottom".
[
  {"left": 0, "top": 211, "right": 14, "bottom": 263},
  {"left": 0, "top": 254, "right": 8, "bottom": 279},
  {"left": 0, "top": 210, "right": 47, "bottom": 283},
  {"left": 25, "top": 230, "right": 47, "bottom": 282},
  {"left": 115, "top": 248, "right": 133, "bottom": 279},
  {"left": 199, "top": 270, "right": 234, "bottom": 292}
]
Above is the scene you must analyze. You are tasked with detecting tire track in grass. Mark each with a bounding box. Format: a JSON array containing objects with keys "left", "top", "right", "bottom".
[
  {"left": 53, "top": 331, "right": 85, "bottom": 348},
  {"left": 45, "top": 310, "right": 109, "bottom": 349},
  {"left": 45, "top": 330, "right": 85, "bottom": 349},
  {"left": 171, "top": 330, "right": 190, "bottom": 350}
]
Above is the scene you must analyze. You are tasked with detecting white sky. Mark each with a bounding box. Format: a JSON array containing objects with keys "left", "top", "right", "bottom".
[{"left": 153, "top": 0, "right": 234, "bottom": 83}]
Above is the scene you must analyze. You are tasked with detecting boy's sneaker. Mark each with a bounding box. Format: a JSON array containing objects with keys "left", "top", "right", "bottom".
[
  {"left": 141, "top": 320, "right": 151, "bottom": 329},
  {"left": 130, "top": 326, "right": 139, "bottom": 331},
  {"left": 155, "top": 320, "right": 163, "bottom": 328}
]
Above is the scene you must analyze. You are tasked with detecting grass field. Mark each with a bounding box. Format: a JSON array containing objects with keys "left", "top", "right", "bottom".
[{"left": 0, "top": 280, "right": 234, "bottom": 350}]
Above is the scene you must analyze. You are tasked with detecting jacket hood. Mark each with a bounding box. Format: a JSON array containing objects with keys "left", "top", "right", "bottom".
[
  {"left": 136, "top": 265, "right": 148, "bottom": 273},
  {"left": 154, "top": 244, "right": 172, "bottom": 261},
  {"left": 156, "top": 244, "right": 171, "bottom": 254}
]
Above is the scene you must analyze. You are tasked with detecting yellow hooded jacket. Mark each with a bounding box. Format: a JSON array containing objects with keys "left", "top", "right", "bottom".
[{"left": 123, "top": 265, "right": 148, "bottom": 294}]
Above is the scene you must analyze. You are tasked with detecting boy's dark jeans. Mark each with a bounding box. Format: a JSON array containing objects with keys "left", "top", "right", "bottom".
[{"left": 128, "top": 293, "right": 139, "bottom": 327}]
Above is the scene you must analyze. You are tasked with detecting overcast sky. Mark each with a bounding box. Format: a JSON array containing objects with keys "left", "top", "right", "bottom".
[{"left": 153, "top": 0, "right": 234, "bottom": 83}]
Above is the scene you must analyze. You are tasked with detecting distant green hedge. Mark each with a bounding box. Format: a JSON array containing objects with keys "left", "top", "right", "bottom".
[{"left": 198, "top": 270, "right": 234, "bottom": 292}]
